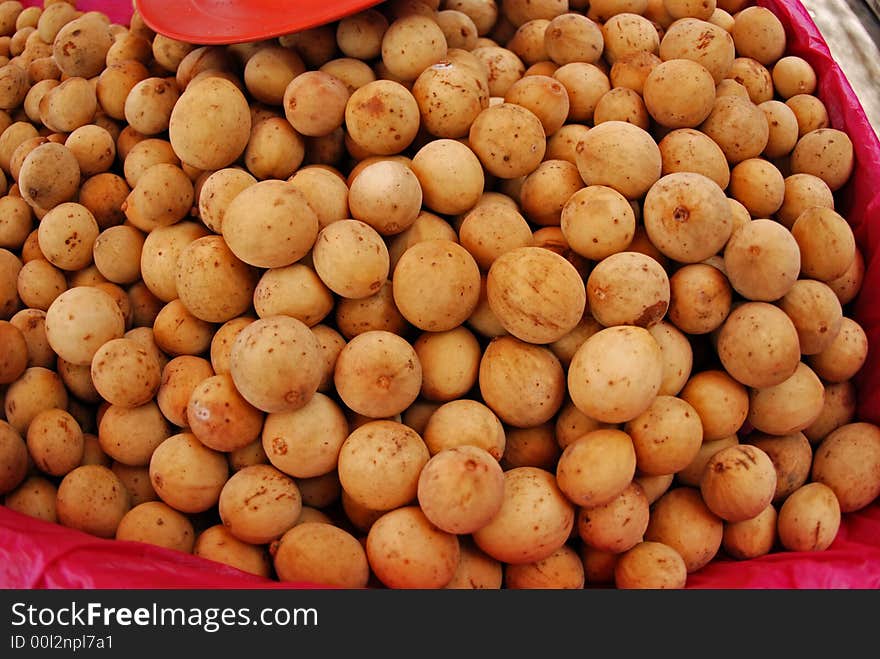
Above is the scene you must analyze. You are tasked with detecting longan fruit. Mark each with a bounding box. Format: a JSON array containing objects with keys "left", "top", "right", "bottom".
[
  {"left": 518, "top": 159, "right": 584, "bottom": 227},
  {"left": 488, "top": 246, "right": 586, "bottom": 344},
  {"left": 503, "top": 74, "right": 569, "bottom": 137},
  {"left": 312, "top": 220, "right": 390, "bottom": 299},
  {"left": 423, "top": 398, "right": 506, "bottom": 459},
  {"left": 78, "top": 172, "right": 130, "bottom": 230},
  {"left": 643, "top": 172, "right": 731, "bottom": 264},
  {"left": 804, "top": 380, "right": 856, "bottom": 445},
  {"left": 471, "top": 44, "right": 526, "bottom": 97},
  {"left": 273, "top": 522, "right": 369, "bottom": 588},
  {"left": 262, "top": 392, "right": 349, "bottom": 479},
  {"left": 722, "top": 504, "right": 777, "bottom": 560},
  {"left": 0, "top": 419, "right": 28, "bottom": 495},
  {"left": 381, "top": 14, "right": 448, "bottom": 82},
  {"left": 196, "top": 167, "right": 256, "bottom": 234},
  {"left": 609, "top": 49, "right": 661, "bottom": 95},
  {"left": 585, "top": 251, "right": 669, "bottom": 329},
  {"left": 229, "top": 315, "right": 323, "bottom": 414},
  {"left": 723, "top": 218, "right": 800, "bottom": 302},
  {"left": 679, "top": 370, "right": 748, "bottom": 442},
  {"left": 414, "top": 326, "right": 481, "bottom": 402},
  {"left": 772, "top": 55, "right": 817, "bottom": 99},
  {"left": 644, "top": 58, "right": 716, "bottom": 129},
  {"left": 149, "top": 432, "right": 228, "bottom": 514},
  {"left": 776, "top": 173, "right": 834, "bottom": 230},
  {"left": 52, "top": 14, "right": 112, "bottom": 79},
  {"left": 221, "top": 179, "right": 318, "bottom": 269},
  {"left": 625, "top": 395, "right": 703, "bottom": 476},
  {"left": 748, "top": 431, "right": 813, "bottom": 504},
  {"left": 658, "top": 128, "right": 731, "bottom": 190},
  {"left": 344, "top": 79, "right": 420, "bottom": 155},
  {"left": 4, "top": 475, "right": 57, "bottom": 522},
  {"left": 479, "top": 336, "right": 566, "bottom": 428},
  {"left": 543, "top": 12, "right": 603, "bottom": 65},
  {"left": 0, "top": 319, "right": 27, "bottom": 384},
  {"left": 811, "top": 422, "right": 880, "bottom": 513},
  {"left": 549, "top": 313, "right": 604, "bottom": 369},
  {"left": 348, "top": 159, "right": 422, "bottom": 235},
  {"left": 194, "top": 525, "right": 271, "bottom": 578},
  {"left": 459, "top": 201, "right": 533, "bottom": 270},
  {"left": 699, "top": 94, "right": 768, "bottom": 164},
  {"left": 411, "top": 138, "right": 485, "bottom": 216},
  {"left": 556, "top": 428, "right": 637, "bottom": 508},
  {"left": 700, "top": 443, "right": 778, "bottom": 523},
  {"left": 790, "top": 206, "right": 855, "bottom": 283},
  {"left": 645, "top": 486, "right": 722, "bottom": 572},
  {"left": 98, "top": 401, "right": 170, "bottom": 468},
  {"left": 728, "top": 157, "right": 785, "bottom": 218},
  {"left": 366, "top": 505, "right": 460, "bottom": 589},
  {"left": 575, "top": 120, "right": 661, "bottom": 200},
  {"left": 90, "top": 337, "right": 162, "bottom": 409},
  {"left": 552, "top": 61, "right": 610, "bottom": 124},
  {"left": 218, "top": 464, "right": 301, "bottom": 545},
  {"left": 568, "top": 326, "right": 663, "bottom": 424},
  {"left": 243, "top": 117, "right": 305, "bottom": 181},
  {"left": 392, "top": 239, "right": 481, "bottom": 332},
  {"left": 335, "top": 280, "right": 409, "bottom": 339},
  {"left": 56, "top": 463, "right": 131, "bottom": 539},
  {"left": 593, "top": 86, "right": 650, "bottom": 129},
  {"left": 730, "top": 5, "right": 786, "bottom": 66},
  {"left": 790, "top": 127, "right": 854, "bottom": 192},
  {"left": 175, "top": 235, "right": 259, "bottom": 324},
  {"left": 282, "top": 70, "right": 350, "bottom": 138},
  {"left": 155, "top": 355, "right": 214, "bottom": 429},
  {"left": 786, "top": 93, "right": 829, "bottom": 137},
  {"left": 338, "top": 420, "right": 429, "bottom": 512},
  {"left": 168, "top": 76, "right": 251, "bottom": 170},
  {"left": 18, "top": 142, "right": 80, "bottom": 212},
  {"left": 472, "top": 466, "right": 574, "bottom": 565},
  {"left": 186, "top": 373, "right": 264, "bottom": 453},
  {"left": 122, "top": 163, "right": 194, "bottom": 232},
  {"left": 644, "top": 320, "right": 692, "bottom": 394},
  {"left": 716, "top": 302, "right": 801, "bottom": 389},
  {"left": 334, "top": 330, "right": 422, "bottom": 419},
  {"left": 668, "top": 263, "right": 731, "bottom": 335},
  {"left": 253, "top": 264, "right": 333, "bottom": 328},
  {"left": 505, "top": 544, "right": 585, "bottom": 589},
  {"left": 45, "top": 285, "right": 125, "bottom": 366},
  {"left": 468, "top": 102, "right": 545, "bottom": 179},
  {"left": 92, "top": 225, "right": 145, "bottom": 286},
  {"left": 778, "top": 279, "right": 843, "bottom": 356},
  {"left": 777, "top": 482, "right": 840, "bottom": 552},
  {"left": 614, "top": 541, "right": 687, "bottom": 589},
  {"left": 577, "top": 482, "right": 651, "bottom": 555},
  {"left": 418, "top": 445, "right": 505, "bottom": 534},
  {"left": 501, "top": 423, "right": 561, "bottom": 471},
  {"left": 151, "top": 299, "right": 215, "bottom": 357},
  {"left": 659, "top": 18, "right": 734, "bottom": 84},
  {"left": 0, "top": 194, "right": 32, "bottom": 250},
  {"left": 115, "top": 501, "right": 195, "bottom": 553}
]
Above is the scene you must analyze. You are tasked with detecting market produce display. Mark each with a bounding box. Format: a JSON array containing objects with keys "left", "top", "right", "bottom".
[{"left": 1, "top": 0, "right": 879, "bottom": 590}]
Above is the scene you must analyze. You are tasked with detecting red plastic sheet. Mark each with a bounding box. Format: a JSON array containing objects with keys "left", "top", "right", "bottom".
[{"left": 2, "top": 0, "right": 880, "bottom": 589}]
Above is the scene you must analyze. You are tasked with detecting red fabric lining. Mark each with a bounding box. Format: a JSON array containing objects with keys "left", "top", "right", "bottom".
[{"left": 2, "top": 0, "right": 879, "bottom": 589}]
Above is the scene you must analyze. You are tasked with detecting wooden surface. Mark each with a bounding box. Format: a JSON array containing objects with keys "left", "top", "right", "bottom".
[{"left": 800, "top": 0, "right": 880, "bottom": 137}]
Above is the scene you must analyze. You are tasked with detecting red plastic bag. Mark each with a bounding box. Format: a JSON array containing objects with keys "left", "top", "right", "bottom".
[{"left": 2, "top": 0, "right": 880, "bottom": 589}]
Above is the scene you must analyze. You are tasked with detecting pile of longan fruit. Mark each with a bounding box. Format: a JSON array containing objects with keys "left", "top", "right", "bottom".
[{"left": 1, "top": 0, "right": 879, "bottom": 589}]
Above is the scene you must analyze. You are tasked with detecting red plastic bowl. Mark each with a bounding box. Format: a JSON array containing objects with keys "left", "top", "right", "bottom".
[
  {"left": 133, "top": 0, "right": 386, "bottom": 44},
  {"left": 2, "top": 0, "right": 879, "bottom": 589}
]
